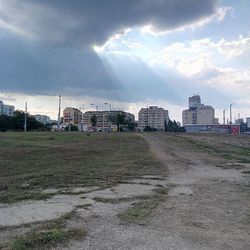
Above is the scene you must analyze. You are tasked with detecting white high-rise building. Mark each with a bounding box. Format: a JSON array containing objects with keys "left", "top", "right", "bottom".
[
  {"left": 33, "top": 115, "right": 51, "bottom": 124},
  {"left": 196, "top": 105, "right": 215, "bottom": 125},
  {"left": 189, "top": 94, "right": 201, "bottom": 109},
  {"left": 182, "top": 95, "right": 217, "bottom": 125},
  {"left": 138, "top": 106, "right": 169, "bottom": 131}
]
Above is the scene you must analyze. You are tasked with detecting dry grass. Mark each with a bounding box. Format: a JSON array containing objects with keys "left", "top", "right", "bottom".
[{"left": 0, "top": 132, "right": 164, "bottom": 203}]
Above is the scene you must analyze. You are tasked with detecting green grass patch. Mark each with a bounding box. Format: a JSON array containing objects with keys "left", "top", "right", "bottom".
[
  {"left": 180, "top": 136, "right": 250, "bottom": 163},
  {"left": 10, "top": 228, "right": 85, "bottom": 250},
  {"left": 118, "top": 200, "right": 159, "bottom": 224},
  {"left": 1, "top": 209, "right": 85, "bottom": 249}
]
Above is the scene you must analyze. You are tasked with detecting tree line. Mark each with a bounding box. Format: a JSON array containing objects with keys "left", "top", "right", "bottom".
[{"left": 0, "top": 111, "right": 45, "bottom": 132}]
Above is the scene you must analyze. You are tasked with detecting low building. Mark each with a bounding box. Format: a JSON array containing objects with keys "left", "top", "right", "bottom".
[
  {"left": 138, "top": 106, "right": 169, "bottom": 131},
  {"left": 185, "top": 124, "right": 240, "bottom": 134},
  {"left": 0, "top": 101, "right": 15, "bottom": 116}
]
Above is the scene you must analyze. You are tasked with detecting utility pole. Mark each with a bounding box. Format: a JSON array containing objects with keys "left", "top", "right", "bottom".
[
  {"left": 147, "top": 105, "right": 149, "bottom": 128},
  {"left": 68, "top": 112, "right": 71, "bottom": 132},
  {"left": 230, "top": 103, "right": 234, "bottom": 124},
  {"left": 57, "top": 95, "right": 62, "bottom": 130},
  {"left": 24, "top": 102, "right": 27, "bottom": 132},
  {"left": 104, "top": 102, "right": 112, "bottom": 132},
  {"left": 223, "top": 109, "right": 226, "bottom": 125}
]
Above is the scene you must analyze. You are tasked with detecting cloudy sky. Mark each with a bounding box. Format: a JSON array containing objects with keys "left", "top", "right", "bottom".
[{"left": 0, "top": 0, "right": 249, "bottom": 122}]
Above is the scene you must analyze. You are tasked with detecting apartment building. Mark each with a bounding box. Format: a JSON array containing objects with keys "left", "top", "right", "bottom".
[
  {"left": 32, "top": 114, "right": 51, "bottom": 124},
  {"left": 82, "top": 110, "right": 135, "bottom": 131},
  {"left": 138, "top": 106, "right": 169, "bottom": 131},
  {"left": 182, "top": 95, "right": 217, "bottom": 125},
  {"left": 63, "top": 107, "right": 82, "bottom": 127},
  {"left": 0, "top": 101, "right": 15, "bottom": 116}
]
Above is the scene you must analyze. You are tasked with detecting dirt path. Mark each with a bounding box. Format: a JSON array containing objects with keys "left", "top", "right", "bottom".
[
  {"left": 58, "top": 133, "right": 249, "bottom": 249},
  {"left": 143, "top": 133, "right": 250, "bottom": 250}
]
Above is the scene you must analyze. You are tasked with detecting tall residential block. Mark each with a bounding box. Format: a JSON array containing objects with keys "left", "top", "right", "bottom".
[
  {"left": 182, "top": 95, "right": 217, "bottom": 125},
  {"left": 189, "top": 94, "right": 201, "bottom": 109},
  {"left": 0, "top": 101, "right": 15, "bottom": 116},
  {"left": 63, "top": 107, "right": 82, "bottom": 127},
  {"left": 32, "top": 114, "right": 51, "bottom": 124},
  {"left": 138, "top": 106, "right": 169, "bottom": 131}
]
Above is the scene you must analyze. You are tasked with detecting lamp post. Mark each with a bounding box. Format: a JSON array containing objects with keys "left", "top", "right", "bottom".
[
  {"left": 104, "top": 102, "right": 112, "bottom": 132},
  {"left": 147, "top": 105, "right": 149, "bottom": 128},
  {"left": 230, "top": 103, "right": 234, "bottom": 124},
  {"left": 91, "top": 103, "right": 98, "bottom": 111},
  {"left": 57, "top": 95, "right": 61, "bottom": 130},
  {"left": 24, "top": 102, "right": 27, "bottom": 132},
  {"left": 91, "top": 103, "right": 98, "bottom": 131}
]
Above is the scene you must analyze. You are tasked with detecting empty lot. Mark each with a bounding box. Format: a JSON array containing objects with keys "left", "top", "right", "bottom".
[{"left": 0, "top": 132, "right": 249, "bottom": 249}]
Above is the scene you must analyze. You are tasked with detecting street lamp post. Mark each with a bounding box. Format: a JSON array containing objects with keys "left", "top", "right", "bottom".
[
  {"left": 57, "top": 95, "right": 61, "bottom": 130},
  {"left": 91, "top": 103, "right": 98, "bottom": 131},
  {"left": 104, "top": 102, "right": 112, "bottom": 132},
  {"left": 91, "top": 103, "right": 98, "bottom": 111},
  {"left": 24, "top": 102, "right": 27, "bottom": 132}
]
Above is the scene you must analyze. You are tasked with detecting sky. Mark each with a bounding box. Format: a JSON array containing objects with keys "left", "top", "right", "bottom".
[{"left": 0, "top": 0, "right": 249, "bottom": 122}]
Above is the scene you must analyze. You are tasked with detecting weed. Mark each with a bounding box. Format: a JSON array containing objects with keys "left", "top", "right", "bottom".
[
  {"left": 118, "top": 200, "right": 159, "bottom": 224},
  {"left": 75, "top": 204, "right": 92, "bottom": 209},
  {"left": 93, "top": 197, "right": 132, "bottom": 203},
  {"left": 11, "top": 228, "right": 85, "bottom": 250}
]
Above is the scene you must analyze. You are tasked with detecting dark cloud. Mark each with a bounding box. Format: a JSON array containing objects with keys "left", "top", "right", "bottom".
[
  {"left": 0, "top": 0, "right": 220, "bottom": 102},
  {"left": 1, "top": 0, "right": 218, "bottom": 47}
]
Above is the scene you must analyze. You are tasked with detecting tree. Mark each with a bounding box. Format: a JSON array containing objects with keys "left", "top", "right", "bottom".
[
  {"left": 64, "top": 124, "right": 78, "bottom": 131},
  {"left": 116, "top": 112, "right": 126, "bottom": 131},
  {"left": 90, "top": 115, "right": 97, "bottom": 128},
  {"left": 165, "top": 119, "right": 185, "bottom": 133},
  {"left": 0, "top": 111, "right": 44, "bottom": 131},
  {"left": 0, "top": 115, "right": 14, "bottom": 131},
  {"left": 108, "top": 112, "right": 127, "bottom": 132}
]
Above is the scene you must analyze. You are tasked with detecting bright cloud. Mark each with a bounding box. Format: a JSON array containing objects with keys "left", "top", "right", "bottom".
[{"left": 140, "top": 6, "right": 232, "bottom": 36}]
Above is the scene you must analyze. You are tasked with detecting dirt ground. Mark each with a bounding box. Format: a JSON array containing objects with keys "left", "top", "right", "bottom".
[{"left": 0, "top": 133, "right": 250, "bottom": 249}]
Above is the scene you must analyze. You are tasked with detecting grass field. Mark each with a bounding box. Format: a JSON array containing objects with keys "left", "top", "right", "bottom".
[{"left": 0, "top": 132, "right": 164, "bottom": 203}]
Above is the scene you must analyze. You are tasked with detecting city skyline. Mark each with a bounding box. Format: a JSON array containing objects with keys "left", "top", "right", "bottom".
[{"left": 0, "top": 0, "right": 249, "bottom": 122}]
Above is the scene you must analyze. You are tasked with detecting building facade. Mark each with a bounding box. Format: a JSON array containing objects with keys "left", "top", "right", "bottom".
[
  {"left": 63, "top": 107, "right": 82, "bottom": 127},
  {"left": 82, "top": 111, "right": 135, "bottom": 131},
  {"left": 32, "top": 115, "right": 51, "bottom": 124},
  {"left": 182, "top": 95, "right": 217, "bottom": 126},
  {"left": 185, "top": 124, "right": 240, "bottom": 134},
  {"left": 138, "top": 106, "right": 169, "bottom": 131},
  {"left": 189, "top": 94, "right": 201, "bottom": 109},
  {"left": 246, "top": 117, "right": 250, "bottom": 128},
  {"left": 0, "top": 101, "right": 15, "bottom": 116}
]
